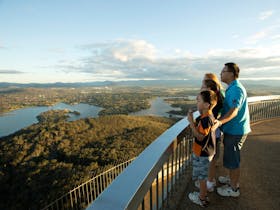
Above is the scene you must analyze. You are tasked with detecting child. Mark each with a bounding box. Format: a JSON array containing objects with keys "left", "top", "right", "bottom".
[
  {"left": 187, "top": 90, "right": 217, "bottom": 207},
  {"left": 198, "top": 79, "right": 224, "bottom": 192}
]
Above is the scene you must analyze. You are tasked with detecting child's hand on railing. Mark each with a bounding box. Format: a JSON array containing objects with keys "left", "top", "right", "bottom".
[{"left": 187, "top": 109, "right": 194, "bottom": 123}]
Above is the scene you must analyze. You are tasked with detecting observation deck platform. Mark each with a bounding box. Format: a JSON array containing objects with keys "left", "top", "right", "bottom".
[{"left": 172, "top": 118, "right": 280, "bottom": 210}]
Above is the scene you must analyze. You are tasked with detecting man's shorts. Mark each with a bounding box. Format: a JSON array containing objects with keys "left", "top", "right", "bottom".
[
  {"left": 223, "top": 133, "right": 247, "bottom": 169},
  {"left": 192, "top": 154, "right": 210, "bottom": 180}
]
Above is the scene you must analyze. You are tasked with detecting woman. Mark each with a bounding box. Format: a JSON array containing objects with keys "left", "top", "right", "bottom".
[{"left": 195, "top": 73, "right": 224, "bottom": 192}]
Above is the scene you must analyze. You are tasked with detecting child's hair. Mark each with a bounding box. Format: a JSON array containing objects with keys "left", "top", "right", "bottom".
[{"left": 200, "top": 90, "right": 217, "bottom": 109}]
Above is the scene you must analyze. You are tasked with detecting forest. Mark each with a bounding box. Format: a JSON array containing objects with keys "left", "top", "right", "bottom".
[{"left": 0, "top": 112, "right": 175, "bottom": 210}]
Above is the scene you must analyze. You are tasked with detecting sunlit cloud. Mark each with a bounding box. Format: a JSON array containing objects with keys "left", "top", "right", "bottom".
[
  {"left": 171, "top": 49, "right": 194, "bottom": 59},
  {"left": 56, "top": 39, "right": 280, "bottom": 81},
  {"left": 259, "top": 10, "right": 274, "bottom": 20},
  {"left": 81, "top": 39, "right": 157, "bottom": 61}
]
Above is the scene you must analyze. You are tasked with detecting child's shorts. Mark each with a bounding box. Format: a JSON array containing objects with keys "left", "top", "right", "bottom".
[{"left": 192, "top": 154, "right": 210, "bottom": 180}]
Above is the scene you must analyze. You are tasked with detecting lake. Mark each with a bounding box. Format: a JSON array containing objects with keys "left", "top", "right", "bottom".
[
  {"left": 0, "top": 97, "right": 186, "bottom": 137},
  {"left": 130, "top": 97, "right": 183, "bottom": 117},
  {"left": 0, "top": 103, "right": 103, "bottom": 137}
]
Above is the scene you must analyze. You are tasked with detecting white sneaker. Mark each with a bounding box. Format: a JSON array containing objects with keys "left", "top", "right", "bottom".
[
  {"left": 188, "top": 191, "right": 209, "bottom": 207},
  {"left": 217, "top": 185, "right": 240, "bottom": 197},
  {"left": 194, "top": 180, "right": 216, "bottom": 192},
  {"left": 218, "top": 176, "right": 230, "bottom": 184}
]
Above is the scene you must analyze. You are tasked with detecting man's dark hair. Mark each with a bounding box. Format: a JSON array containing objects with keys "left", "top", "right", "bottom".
[{"left": 225, "top": 62, "right": 240, "bottom": 78}]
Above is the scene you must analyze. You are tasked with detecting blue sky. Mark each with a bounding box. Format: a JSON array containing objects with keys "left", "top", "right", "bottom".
[{"left": 0, "top": 0, "right": 280, "bottom": 83}]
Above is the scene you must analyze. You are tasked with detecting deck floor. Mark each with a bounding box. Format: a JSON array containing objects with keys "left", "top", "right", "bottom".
[{"left": 174, "top": 118, "right": 280, "bottom": 210}]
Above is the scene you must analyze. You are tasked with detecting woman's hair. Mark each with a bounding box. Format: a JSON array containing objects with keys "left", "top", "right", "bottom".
[
  {"left": 200, "top": 90, "right": 217, "bottom": 109},
  {"left": 204, "top": 73, "right": 223, "bottom": 91},
  {"left": 203, "top": 79, "right": 224, "bottom": 118},
  {"left": 203, "top": 79, "right": 218, "bottom": 92}
]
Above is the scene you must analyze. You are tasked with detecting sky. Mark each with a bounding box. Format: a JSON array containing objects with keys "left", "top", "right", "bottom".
[{"left": 0, "top": 0, "right": 280, "bottom": 83}]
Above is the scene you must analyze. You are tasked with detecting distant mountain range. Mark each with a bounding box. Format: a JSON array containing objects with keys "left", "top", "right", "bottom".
[
  {"left": 0, "top": 79, "right": 279, "bottom": 88},
  {"left": 0, "top": 80, "right": 200, "bottom": 88}
]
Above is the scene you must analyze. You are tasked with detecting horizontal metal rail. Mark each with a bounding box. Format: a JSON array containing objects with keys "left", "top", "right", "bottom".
[{"left": 85, "top": 112, "right": 199, "bottom": 210}]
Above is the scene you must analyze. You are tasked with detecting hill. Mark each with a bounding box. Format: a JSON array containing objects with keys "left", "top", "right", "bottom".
[{"left": 0, "top": 79, "right": 201, "bottom": 88}]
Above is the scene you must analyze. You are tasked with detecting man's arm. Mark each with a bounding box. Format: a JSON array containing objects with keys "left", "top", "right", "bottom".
[{"left": 215, "top": 107, "right": 238, "bottom": 128}]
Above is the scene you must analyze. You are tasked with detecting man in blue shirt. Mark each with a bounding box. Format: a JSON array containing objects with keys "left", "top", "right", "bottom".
[{"left": 213, "top": 62, "right": 251, "bottom": 197}]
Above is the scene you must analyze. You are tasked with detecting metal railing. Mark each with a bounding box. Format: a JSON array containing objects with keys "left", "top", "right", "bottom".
[
  {"left": 85, "top": 115, "right": 198, "bottom": 210},
  {"left": 42, "top": 95, "right": 280, "bottom": 210},
  {"left": 85, "top": 95, "right": 280, "bottom": 210},
  {"left": 42, "top": 158, "right": 135, "bottom": 210},
  {"left": 248, "top": 95, "right": 280, "bottom": 122}
]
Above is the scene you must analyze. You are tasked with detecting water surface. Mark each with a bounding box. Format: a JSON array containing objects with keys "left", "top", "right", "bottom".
[
  {"left": 0, "top": 103, "right": 103, "bottom": 137},
  {"left": 0, "top": 97, "right": 190, "bottom": 137}
]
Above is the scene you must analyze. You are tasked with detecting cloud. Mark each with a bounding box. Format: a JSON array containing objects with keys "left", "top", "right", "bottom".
[
  {"left": 259, "top": 10, "right": 274, "bottom": 20},
  {"left": 243, "top": 11, "right": 280, "bottom": 45},
  {"left": 245, "top": 31, "right": 267, "bottom": 44},
  {"left": 232, "top": 34, "right": 240, "bottom": 39},
  {"left": 244, "top": 20, "right": 280, "bottom": 44},
  {"left": 271, "top": 34, "right": 280, "bottom": 40},
  {"left": 48, "top": 48, "right": 65, "bottom": 53},
  {"left": 0, "top": 70, "right": 24, "bottom": 74},
  {"left": 0, "top": 40, "right": 7, "bottom": 49},
  {"left": 81, "top": 39, "right": 157, "bottom": 61},
  {"left": 57, "top": 39, "right": 280, "bottom": 81},
  {"left": 240, "top": 77, "right": 280, "bottom": 81}
]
